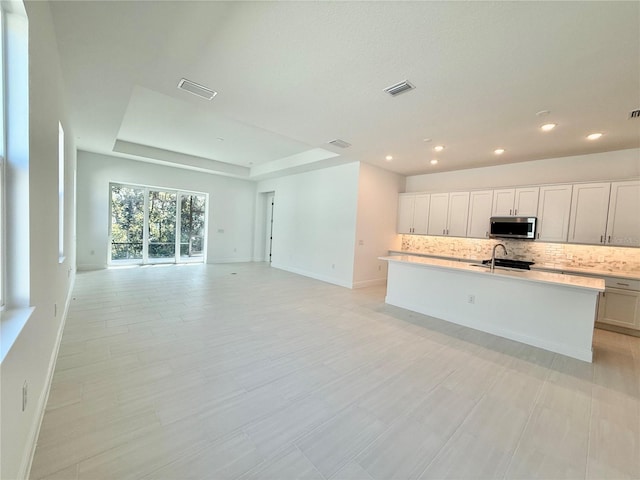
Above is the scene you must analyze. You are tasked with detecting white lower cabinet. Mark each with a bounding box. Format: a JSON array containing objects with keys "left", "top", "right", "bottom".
[{"left": 597, "top": 278, "right": 640, "bottom": 331}]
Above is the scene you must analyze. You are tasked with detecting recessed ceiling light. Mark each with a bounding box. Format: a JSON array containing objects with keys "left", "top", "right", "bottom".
[
  {"left": 536, "top": 110, "right": 551, "bottom": 117},
  {"left": 494, "top": 148, "right": 505, "bottom": 155},
  {"left": 385, "top": 155, "right": 393, "bottom": 161},
  {"left": 540, "top": 123, "right": 557, "bottom": 132},
  {"left": 430, "top": 159, "right": 438, "bottom": 165},
  {"left": 216, "top": 137, "right": 225, "bottom": 142},
  {"left": 587, "top": 133, "right": 603, "bottom": 140},
  {"left": 434, "top": 145, "right": 445, "bottom": 152},
  {"left": 423, "top": 138, "right": 432, "bottom": 143}
]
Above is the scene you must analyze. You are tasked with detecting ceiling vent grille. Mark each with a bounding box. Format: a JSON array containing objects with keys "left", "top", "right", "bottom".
[
  {"left": 177, "top": 78, "right": 217, "bottom": 100},
  {"left": 384, "top": 80, "right": 415, "bottom": 96},
  {"left": 328, "top": 139, "right": 351, "bottom": 148},
  {"left": 630, "top": 109, "right": 640, "bottom": 119}
]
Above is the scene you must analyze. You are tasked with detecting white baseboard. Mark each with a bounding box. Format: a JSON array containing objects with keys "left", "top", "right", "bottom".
[
  {"left": 352, "top": 278, "right": 387, "bottom": 289},
  {"left": 21, "top": 272, "right": 76, "bottom": 480},
  {"left": 271, "top": 263, "right": 353, "bottom": 288},
  {"left": 77, "top": 263, "right": 105, "bottom": 271},
  {"left": 207, "top": 257, "right": 254, "bottom": 264}
]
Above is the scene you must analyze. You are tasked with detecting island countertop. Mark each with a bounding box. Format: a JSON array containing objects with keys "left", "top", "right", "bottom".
[{"left": 380, "top": 255, "right": 605, "bottom": 292}]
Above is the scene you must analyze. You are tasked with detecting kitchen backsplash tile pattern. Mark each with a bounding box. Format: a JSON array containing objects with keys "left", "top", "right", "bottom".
[{"left": 401, "top": 235, "right": 640, "bottom": 273}]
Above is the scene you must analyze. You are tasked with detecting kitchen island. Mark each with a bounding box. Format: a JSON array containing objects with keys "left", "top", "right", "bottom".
[{"left": 380, "top": 255, "right": 605, "bottom": 362}]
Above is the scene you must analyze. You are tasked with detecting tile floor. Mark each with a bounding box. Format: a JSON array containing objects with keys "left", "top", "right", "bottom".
[{"left": 30, "top": 263, "right": 640, "bottom": 479}]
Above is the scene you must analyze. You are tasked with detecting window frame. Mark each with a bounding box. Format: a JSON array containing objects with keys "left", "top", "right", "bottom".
[
  {"left": 58, "top": 121, "right": 64, "bottom": 262},
  {"left": 0, "top": 6, "right": 6, "bottom": 309}
]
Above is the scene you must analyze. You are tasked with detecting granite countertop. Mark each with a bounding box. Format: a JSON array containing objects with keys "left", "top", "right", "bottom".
[
  {"left": 380, "top": 255, "right": 605, "bottom": 292},
  {"left": 389, "top": 250, "right": 640, "bottom": 282}
]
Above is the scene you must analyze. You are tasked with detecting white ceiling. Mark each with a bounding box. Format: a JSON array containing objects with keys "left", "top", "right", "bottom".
[{"left": 49, "top": 1, "right": 640, "bottom": 179}]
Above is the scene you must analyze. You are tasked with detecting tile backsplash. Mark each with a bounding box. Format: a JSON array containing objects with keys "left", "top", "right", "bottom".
[{"left": 401, "top": 235, "right": 640, "bottom": 274}]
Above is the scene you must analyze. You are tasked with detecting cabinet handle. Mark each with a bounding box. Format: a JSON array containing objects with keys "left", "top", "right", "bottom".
[
  {"left": 514, "top": 209, "right": 518, "bottom": 215},
  {"left": 600, "top": 235, "right": 603, "bottom": 243},
  {"left": 537, "top": 232, "right": 540, "bottom": 239},
  {"left": 608, "top": 235, "right": 611, "bottom": 243},
  {"left": 616, "top": 282, "right": 630, "bottom": 287},
  {"left": 485, "top": 231, "right": 489, "bottom": 237},
  {"left": 447, "top": 229, "right": 449, "bottom": 235},
  {"left": 509, "top": 209, "right": 512, "bottom": 215}
]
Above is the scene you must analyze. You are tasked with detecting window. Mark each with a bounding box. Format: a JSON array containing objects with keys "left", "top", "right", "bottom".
[{"left": 58, "top": 122, "right": 64, "bottom": 261}]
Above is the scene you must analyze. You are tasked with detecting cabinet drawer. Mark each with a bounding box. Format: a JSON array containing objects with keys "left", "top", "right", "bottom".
[{"left": 603, "top": 277, "right": 640, "bottom": 291}]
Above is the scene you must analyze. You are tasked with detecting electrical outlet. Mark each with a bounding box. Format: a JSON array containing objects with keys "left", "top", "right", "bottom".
[
  {"left": 358, "top": 240, "right": 364, "bottom": 246},
  {"left": 22, "top": 381, "right": 28, "bottom": 412},
  {"left": 378, "top": 265, "right": 382, "bottom": 271},
  {"left": 467, "top": 294, "right": 476, "bottom": 304}
]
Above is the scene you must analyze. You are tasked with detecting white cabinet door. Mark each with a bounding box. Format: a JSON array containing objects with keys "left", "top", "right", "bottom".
[
  {"left": 606, "top": 180, "right": 640, "bottom": 247},
  {"left": 397, "top": 194, "right": 415, "bottom": 234},
  {"left": 536, "top": 185, "right": 572, "bottom": 242},
  {"left": 447, "top": 192, "right": 470, "bottom": 237},
  {"left": 467, "top": 190, "right": 493, "bottom": 238},
  {"left": 413, "top": 194, "right": 430, "bottom": 235},
  {"left": 598, "top": 288, "right": 640, "bottom": 330},
  {"left": 427, "top": 193, "right": 450, "bottom": 236},
  {"left": 492, "top": 189, "right": 515, "bottom": 216},
  {"left": 514, "top": 187, "right": 539, "bottom": 216},
  {"left": 568, "top": 182, "right": 611, "bottom": 244}
]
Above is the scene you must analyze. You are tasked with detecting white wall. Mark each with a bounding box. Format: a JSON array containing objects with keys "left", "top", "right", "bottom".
[
  {"left": 256, "top": 162, "right": 360, "bottom": 288},
  {"left": 352, "top": 163, "right": 404, "bottom": 288},
  {"left": 406, "top": 149, "right": 640, "bottom": 193},
  {"left": 76, "top": 151, "right": 256, "bottom": 269},
  {"left": 0, "top": 2, "right": 78, "bottom": 478}
]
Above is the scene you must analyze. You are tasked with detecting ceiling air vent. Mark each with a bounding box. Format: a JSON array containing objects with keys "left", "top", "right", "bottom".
[
  {"left": 177, "top": 78, "right": 217, "bottom": 100},
  {"left": 328, "top": 139, "right": 351, "bottom": 148},
  {"left": 630, "top": 109, "right": 640, "bottom": 119},
  {"left": 384, "top": 80, "right": 415, "bottom": 97}
]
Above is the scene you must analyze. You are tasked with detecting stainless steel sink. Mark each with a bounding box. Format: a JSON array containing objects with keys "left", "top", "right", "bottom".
[{"left": 469, "top": 264, "right": 526, "bottom": 273}]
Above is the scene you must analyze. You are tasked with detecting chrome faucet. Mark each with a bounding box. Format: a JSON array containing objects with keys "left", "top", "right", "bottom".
[{"left": 490, "top": 243, "right": 508, "bottom": 272}]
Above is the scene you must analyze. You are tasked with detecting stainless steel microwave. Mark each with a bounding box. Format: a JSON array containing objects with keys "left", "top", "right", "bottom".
[{"left": 490, "top": 216, "right": 537, "bottom": 239}]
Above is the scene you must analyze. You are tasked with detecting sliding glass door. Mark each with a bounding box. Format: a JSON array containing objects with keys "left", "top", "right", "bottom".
[
  {"left": 110, "top": 185, "right": 145, "bottom": 261},
  {"left": 148, "top": 190, "right": 177, "bottom": 263},
  {"left": 179, "top": 193, "right": 206, "bottom": 262},
  {"left": 110, "top": 184, "right": 207, "bottom": 265}
]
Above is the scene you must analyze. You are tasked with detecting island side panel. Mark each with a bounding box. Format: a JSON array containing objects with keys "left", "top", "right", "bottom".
[{"left": 385, "top": 260, "right": 598, "bottom": 362}]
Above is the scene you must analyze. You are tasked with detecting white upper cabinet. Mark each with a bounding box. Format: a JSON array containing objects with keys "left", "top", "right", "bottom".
[
  {"left": 491, "top": 189, "right": 515, "bottom": 216},
  {"left": 397, "top": 194, "right": 415, "bottom": 234},
  {"left": 568, "top": 183, "right": 611, "bottom": 245},
  {"left": 397, "top": 193, "right": 430, "bottom": 234},
  {"left": 514, "top": 187, "right": 540, "bottom": 216},
  {"left": 447, "top": 191, "right": 470, "bottom": 237},
  {"left": 605, "top": 180, "right": 640, "bottom": 247},
  {"left": 536, "top": 185, "right": 573, "bottom": 242},
  {"left": 413, "top": 194, "right": 430, "bottom": 234},
  {"left": 427, "top": 193, "right": 450, "bottom": 235},
  {"left": 467, "top": 190, "right": 494, "bottom": 238},
  {"left": 491, "top": 187, "right": 539, "bottom": 216},
  {"left": 428, "top": 192, "right": 469, "bottom": 237}
]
